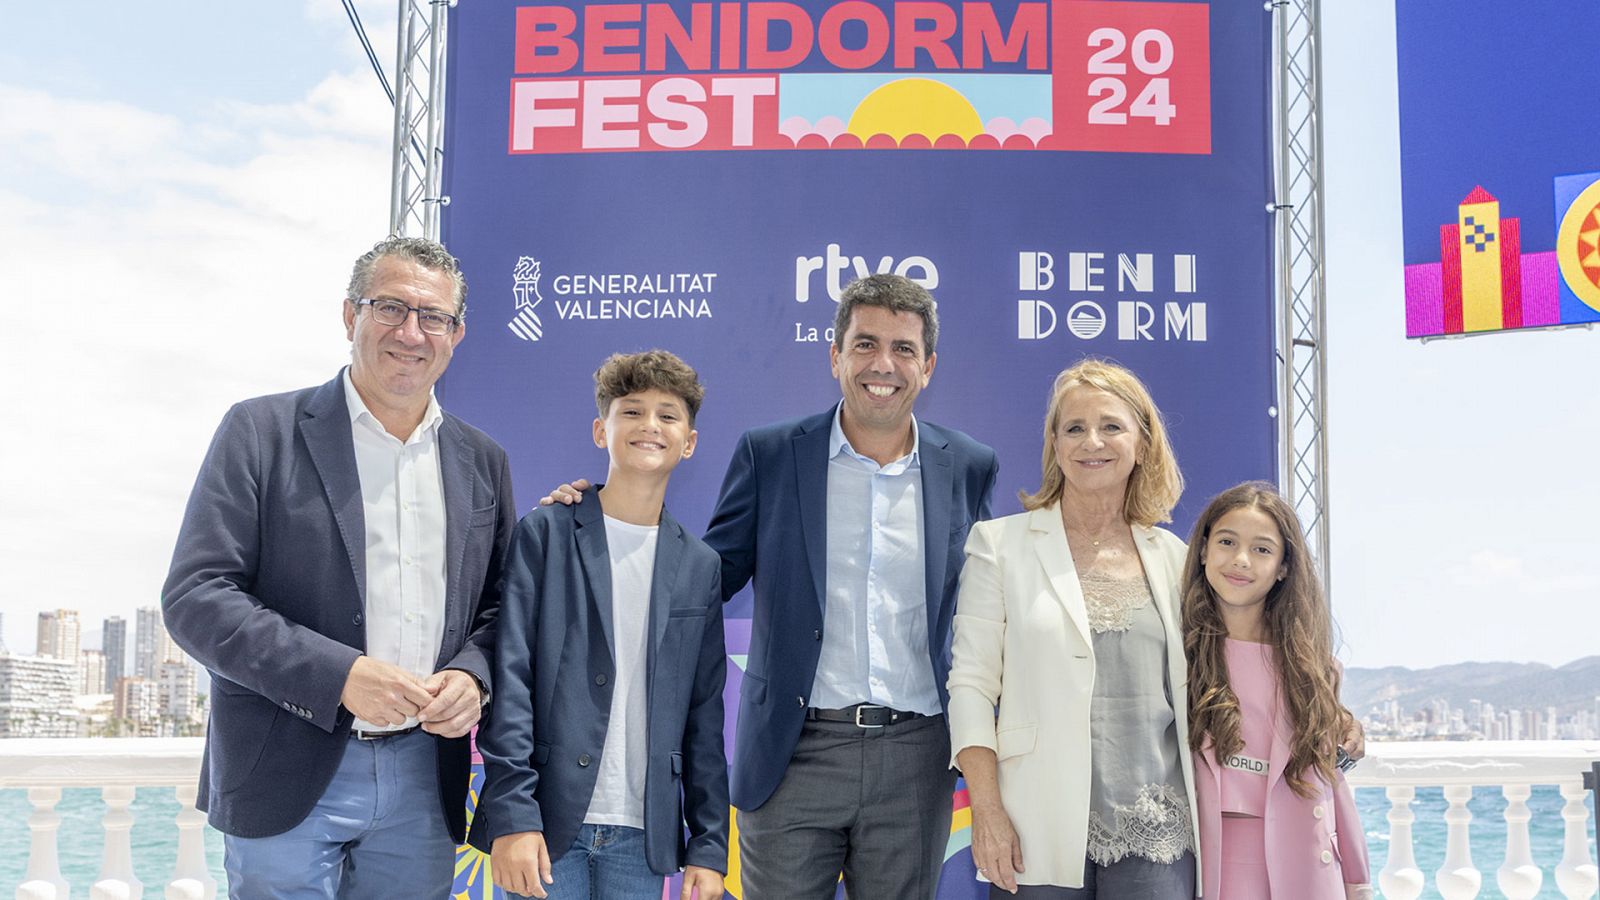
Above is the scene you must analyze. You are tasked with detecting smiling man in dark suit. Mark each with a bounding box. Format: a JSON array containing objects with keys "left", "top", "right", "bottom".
[
  {"left": 703, "top": 274, "right": 999, "bottom": 899},
  {"left": 163, "top": 236, "right": 515, "bottom": 898}
]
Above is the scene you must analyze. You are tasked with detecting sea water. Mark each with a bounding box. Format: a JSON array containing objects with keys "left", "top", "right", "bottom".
[{"left": 0, "top": 786, "right": 1594, "bottom": 897}]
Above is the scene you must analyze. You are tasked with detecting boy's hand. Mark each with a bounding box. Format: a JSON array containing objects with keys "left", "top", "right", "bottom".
[
  {"left": 491, "top": 831, "right": 553, "bottom": 898},
  {"left": 539, "top": 479, "right": 591, "bottom": 507},
  {"left": 681, "top": 865, "right": 725, "bottom": 900}
]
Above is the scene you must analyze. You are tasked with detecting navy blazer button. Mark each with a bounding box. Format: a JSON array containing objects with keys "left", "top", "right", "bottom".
[
  {"left": 813, "top": 630, "right": 821, "bottom": 640},
  {"left": 578, "top": 754, "right": 592, "bottom": 767},
  {"left": 797, "top": 696, "right": 805, "bottom": 707},
  {"left": 595, "top": 674, "right": 608, "bottom": 686},
  {"left": 352, "top": 614, "right": 362, "bottom": 626}
]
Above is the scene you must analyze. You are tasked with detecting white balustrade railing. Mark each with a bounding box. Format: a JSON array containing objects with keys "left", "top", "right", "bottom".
[
  {"left": 1, "top": 738, "right": 1596, "bottom": 899},
  {"left": 1350, "top": 740, "right": 1600, "bottom": 900},
  {"left": 0, "top": 738, "right": 213, "bottom": 900}
]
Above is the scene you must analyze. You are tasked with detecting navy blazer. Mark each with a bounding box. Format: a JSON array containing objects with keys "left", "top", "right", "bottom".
[
  {"left": 703, "top": 408, "right": 999, "bottom": 811},
  {"left": 470, "top": 488, "right": 729, "bottom": 875},
  {"left": 162, "top": 372, "right": 516, "bottom": 841}
]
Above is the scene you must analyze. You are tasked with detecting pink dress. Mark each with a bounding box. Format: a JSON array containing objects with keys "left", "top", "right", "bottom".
[{"left": 1193, "top": 639, "right": 1373, "bottom": 900}]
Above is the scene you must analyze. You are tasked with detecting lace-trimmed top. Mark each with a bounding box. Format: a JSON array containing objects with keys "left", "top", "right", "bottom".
[{"left": 1080, "top": 572, "right": 1195, "bottom": 866}]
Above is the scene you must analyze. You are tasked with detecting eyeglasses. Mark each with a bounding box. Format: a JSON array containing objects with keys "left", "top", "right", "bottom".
[{"left": 354, "top": 298, "right": 460, "bottom": 335}]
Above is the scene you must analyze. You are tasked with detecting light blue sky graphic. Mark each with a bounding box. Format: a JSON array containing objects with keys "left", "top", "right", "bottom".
[{"left": 778, "top": 73, "right": 1050, "bottom": 124}]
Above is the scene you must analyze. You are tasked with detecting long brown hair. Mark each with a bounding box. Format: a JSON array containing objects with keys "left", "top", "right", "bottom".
[{"left": 1182, "top": 482, "right": 1346, "bottom": 798}]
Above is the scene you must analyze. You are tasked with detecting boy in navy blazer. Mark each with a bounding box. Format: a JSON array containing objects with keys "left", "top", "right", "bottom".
[{"left": 473, "top": 350, "right": 728, "bottom": 900}]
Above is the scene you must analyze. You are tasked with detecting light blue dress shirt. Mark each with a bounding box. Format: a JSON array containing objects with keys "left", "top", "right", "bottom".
[{"left": 809, "top": 403, "right": 940, "bottom": 715}]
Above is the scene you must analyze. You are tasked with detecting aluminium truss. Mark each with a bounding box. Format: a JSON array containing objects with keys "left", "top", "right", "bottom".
[
  {"left": 387, "top": 0, "right": 450, "bottom": 239},
  {"left": 1272, "top": 0, "right": 1332, "bottom": 591},
  {"left": 377, "top": 0, "right": 1333, "bottom": 586}
]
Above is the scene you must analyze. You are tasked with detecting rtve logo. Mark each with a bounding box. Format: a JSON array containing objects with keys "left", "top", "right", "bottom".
[
  {"left": 795, "top": 243, "right": 939, "bottom": 303},
  {"left": 1015, "top": 250, "right": 1205, "bottom": 342}
]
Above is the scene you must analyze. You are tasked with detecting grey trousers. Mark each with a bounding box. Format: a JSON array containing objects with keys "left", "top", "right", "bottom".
[
  {"left": 738, "top": 714, "right": 956, "bottom": 900},
  {"left": 993, "top": 852, "right": 1196, "bottom": 900}
]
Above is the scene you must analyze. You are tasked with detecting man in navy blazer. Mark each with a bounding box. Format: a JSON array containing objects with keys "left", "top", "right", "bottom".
[
  {"left": 163, "top": 237, "right": 515, "bottom": 898},
  {"left": 704, "top": 274, "right": 999, "bottom": 899},
  {"left": 475, "top": 351, "right": 727, "bottom": 900}
]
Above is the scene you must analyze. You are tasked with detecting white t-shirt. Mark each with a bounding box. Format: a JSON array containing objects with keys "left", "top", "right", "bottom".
[{"left": 583, "top": 515, "right": 658, "bottom": 828}]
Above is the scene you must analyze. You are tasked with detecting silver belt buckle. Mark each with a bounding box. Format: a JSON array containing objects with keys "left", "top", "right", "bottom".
[{"left": 854, "top": 705, "right": 886, "bottom": 728}]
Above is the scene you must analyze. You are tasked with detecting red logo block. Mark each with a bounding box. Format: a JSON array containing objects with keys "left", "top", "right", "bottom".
[{"left": 1049, "top": 0, "right": 1211, "bottom": 154}]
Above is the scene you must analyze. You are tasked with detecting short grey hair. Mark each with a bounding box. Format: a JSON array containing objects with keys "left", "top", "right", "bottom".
[
  {"left": 345, "top": 236, "right": 468, "bottom": 320},
  {"left": 831, "top": 273, "right": 939, "bottom": 357}
]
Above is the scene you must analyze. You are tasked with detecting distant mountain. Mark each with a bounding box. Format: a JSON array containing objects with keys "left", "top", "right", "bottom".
[{"left": 1341, "top": 656, "right": 1600, "bottom": 717}]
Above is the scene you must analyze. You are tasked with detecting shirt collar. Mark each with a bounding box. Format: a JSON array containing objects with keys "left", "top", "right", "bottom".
[
  {"left": 342, "top": 366, "right": 443, "bottom": 440},
  {"left": 827, "top": 401, "right": 920, "bottom": 468}
]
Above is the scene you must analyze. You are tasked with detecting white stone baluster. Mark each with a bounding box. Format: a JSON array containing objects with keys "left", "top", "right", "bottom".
[
  {"left": 166, "top": 784, "right": 216, "bottom": 900},
  {"left": 18, "top": 785, "right": 70, "bottom": 900},
  {"left": 1496, "top": 783, "right": 1542, "bottom": 899},
  {"left": 1437, "top": 783, "right": 1483, "bottom": 899},
  {"left": 1555, "top": 780, "right": 1598, "bottom": 900},
  {"left": 1380, "top": 784, "right": 1426, "bottom": 900},
  {"left": 90, "top": 785, "right": 142, "bottom": 900}
]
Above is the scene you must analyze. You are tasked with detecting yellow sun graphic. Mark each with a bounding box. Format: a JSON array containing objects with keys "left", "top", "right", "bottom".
[{"left": 846, "top": 78, "right": 983, "bottom": 143}]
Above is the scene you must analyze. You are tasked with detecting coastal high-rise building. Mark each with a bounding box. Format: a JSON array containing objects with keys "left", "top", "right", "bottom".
[
  {"left": 0, "top": 653, "right": 77, "bottom": 737},
  {"left": 102, "top": 615, "right": 127, "bottom": 693},
  {"left": 36, "top": 609, "right": 81, "bottom": 661},
  {"left": 114, "top": 676, "right": 162, "bottom": 738},
  {"left": 134, "top": 606, "right": 163, "bottom": 679},
  {"left": 158, "top": 660, "right": 200, "bottom": 735},
  {"left": 78, "top": 649, "right": 107, "bottom": 696}
]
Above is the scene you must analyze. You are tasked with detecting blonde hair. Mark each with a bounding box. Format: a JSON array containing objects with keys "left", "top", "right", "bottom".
[
  {"left": 1182, "top": 482, "right": 1349, "bottom": 799},
  {"left": 1019, "top": 359, "right": 1182, "bottom": 526}
]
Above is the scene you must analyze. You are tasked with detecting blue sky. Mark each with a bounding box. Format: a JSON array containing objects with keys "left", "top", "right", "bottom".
[{"left": 2, "top": 1, "right": 1595, "bottom": 671}]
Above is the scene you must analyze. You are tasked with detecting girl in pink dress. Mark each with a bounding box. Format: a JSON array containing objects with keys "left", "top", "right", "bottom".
[{"left": 1181, "top": 483, "right": 1371, "bottom": 900}]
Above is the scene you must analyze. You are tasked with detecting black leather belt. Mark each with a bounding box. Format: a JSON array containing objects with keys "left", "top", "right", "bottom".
[
  {"left": 351, "top": 724, "right": 420, "bottom": 741},
  {"left": 805, "top": 704, "right": 928, "bottom": 728}
]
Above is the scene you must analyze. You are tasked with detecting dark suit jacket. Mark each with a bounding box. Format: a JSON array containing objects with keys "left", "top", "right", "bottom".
[
  {"left": 470, "top": 487, "right": 729, "bottom": 875},
  {"left": 703, "top": 408, "right": 999, "bottom": 811},
  {"left": 161, "top": 372, "right": 516, "bottom": 841}
]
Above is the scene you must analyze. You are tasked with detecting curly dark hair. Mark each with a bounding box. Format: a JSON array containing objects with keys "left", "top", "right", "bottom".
[{"left": 594, "top": 349, "right": 705, "bottom": 425}]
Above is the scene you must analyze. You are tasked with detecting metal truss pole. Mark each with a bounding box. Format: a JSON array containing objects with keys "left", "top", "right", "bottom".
[
  {"left": 1272, "top": 0, "right": 1331, "bottom": 591},
  {"left": 388, "top": 0, "right": 451, "bottom": 239}
]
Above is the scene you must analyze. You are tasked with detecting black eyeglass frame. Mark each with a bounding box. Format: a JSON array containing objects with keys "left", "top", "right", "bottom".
[{"left": 353, "top": 297, "right": 461, "bottom": 335}]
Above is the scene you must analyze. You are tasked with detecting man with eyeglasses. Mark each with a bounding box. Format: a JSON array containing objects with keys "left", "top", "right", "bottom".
[{"left": 163, "top": 236, "right": 516, "bottom": 897}]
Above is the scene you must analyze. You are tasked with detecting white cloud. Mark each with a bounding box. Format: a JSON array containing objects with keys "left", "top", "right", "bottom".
[{"left": 0, "top": 71, "right": 393, "bottom": 652}]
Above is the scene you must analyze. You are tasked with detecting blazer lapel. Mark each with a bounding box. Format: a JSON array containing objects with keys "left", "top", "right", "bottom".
[
  {"left": 1133, "top": 526, "right": 1184, "bottom": 680},
  {"left": 574, "top": 493, "right": 615, "bottom": 662},
  {"left": 437, "top": 415, "right": 473, "bottom": 663},
  {"left": 919, "top": 428, "right": 953, "bottom": 636},
  {"left": 649, "top": 511, "right": 685, "bottom": 657},
  {"left": 1031, "top": 506, "right": 1091, "bottom": 645},
  {"left": 793, "top": 420, "right": 831, "bottom": 614},
  {"left": 299, "top": 376, "right": 367, "bottom": 611}
]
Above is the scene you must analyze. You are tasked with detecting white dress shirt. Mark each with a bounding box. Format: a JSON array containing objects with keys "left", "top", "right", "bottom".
[
  {"left": 343, "top": 369, "right": 448, "bottom": 733},
  {"left": 810, "top": 403, "right": 939, "bottom": 715}
]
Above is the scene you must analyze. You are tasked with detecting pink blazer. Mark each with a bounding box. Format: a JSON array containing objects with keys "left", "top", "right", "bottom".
[{"left": 1194, "top": 722, "right": 1372, "bottom": 900}]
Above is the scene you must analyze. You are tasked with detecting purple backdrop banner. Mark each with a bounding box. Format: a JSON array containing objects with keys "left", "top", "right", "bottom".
[{"left": 438, "top": 2, "right": 1273, "bottom": 896}]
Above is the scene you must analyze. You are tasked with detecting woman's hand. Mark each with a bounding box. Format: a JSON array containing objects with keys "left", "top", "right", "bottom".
[{"left": 970, "top": 799, "right": 1026, "bottom": 893}]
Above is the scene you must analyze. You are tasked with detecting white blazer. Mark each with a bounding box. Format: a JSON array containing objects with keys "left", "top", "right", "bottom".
[{"left": 947, "top": 505, "right": 1200, "bottom": 890}]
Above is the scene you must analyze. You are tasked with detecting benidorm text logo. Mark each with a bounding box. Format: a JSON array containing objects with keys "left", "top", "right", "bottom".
[
  {"left": 508, "top": 256, "right": 545, "bottom": 342},
  {"left": 1016, "top": 250, "right": 1205, "bottom": 343},
  {"left": 505, "top": 1, "right": 1211, "bottom": 154}
]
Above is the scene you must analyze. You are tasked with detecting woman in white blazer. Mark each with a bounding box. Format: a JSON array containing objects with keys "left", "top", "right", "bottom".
[{"left": 948, "top": 359, "right": 1200, "bottom": 898}]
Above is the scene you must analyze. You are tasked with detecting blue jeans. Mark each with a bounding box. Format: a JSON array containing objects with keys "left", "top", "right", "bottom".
[
  {"left": 223, "top": 729, "right": 453, "bottom": 899},
  {"left": 532, "top": 824, "right": 663, "bottom": 900}
]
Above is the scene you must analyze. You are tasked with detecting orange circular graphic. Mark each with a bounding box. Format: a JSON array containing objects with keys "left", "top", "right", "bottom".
[{"left": 1556, "top": 177, "right": 1600, "bottom": 313}]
